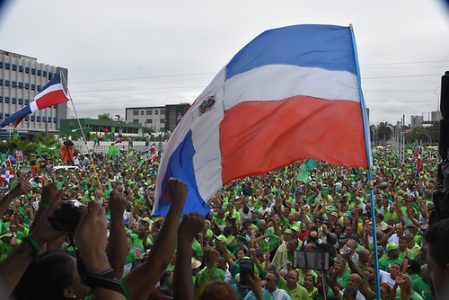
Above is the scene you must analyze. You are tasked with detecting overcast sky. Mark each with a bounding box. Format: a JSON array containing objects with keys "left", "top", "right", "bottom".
[{"left": 1, "top": 0, "right": 449, "bottom": 124}]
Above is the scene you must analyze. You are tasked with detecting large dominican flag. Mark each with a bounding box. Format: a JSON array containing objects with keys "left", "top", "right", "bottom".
[
  {"left": 153, "top": 24, "right": 371, "bottom": 216},
  {"left": 0, "top": 71, "right": 70, "bottom": 128}
]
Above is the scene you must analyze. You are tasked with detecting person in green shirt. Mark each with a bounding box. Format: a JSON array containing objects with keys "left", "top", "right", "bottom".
[
  {"left": 332, "top": 255, "right": 350, "bottom": 289},
  {"left": 278, "top": 269, "right": 309, "bottom": 300},
  {"left": 303, "top": 273, "right": 318, "bottom": 299},
  {"left": 195, "top": 249, "right": 225, "bottom": 293},
  {"left": 379, "top": 243, "right": 403, "bottom": 271}
]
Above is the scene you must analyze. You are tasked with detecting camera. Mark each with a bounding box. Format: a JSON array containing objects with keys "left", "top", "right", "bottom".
[{"left": 48, "top": 200, "right": 84, "bottom": 233}]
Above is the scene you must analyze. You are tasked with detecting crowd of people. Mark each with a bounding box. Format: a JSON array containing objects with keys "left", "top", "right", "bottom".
[{"left": 0, "top": 143, "right": 447, "bottom": 299}]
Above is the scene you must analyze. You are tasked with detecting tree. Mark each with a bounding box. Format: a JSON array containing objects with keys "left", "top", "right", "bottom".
[
  {"left": 377, "top": 122, "right": 392, "bottom": 142},
  {"left": 98, "top": 113, "right": 113, "bottom": 121},
  {"left": 405, "top": 124, "right": 438, "bottom": 145}
]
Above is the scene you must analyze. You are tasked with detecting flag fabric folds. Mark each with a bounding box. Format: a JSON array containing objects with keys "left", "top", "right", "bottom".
[
  {"left": 0, "top": 72, "right": 69, "bottom": 128},
  {"left": 153, "top": 24, "right": 371, "bottom": 216}
]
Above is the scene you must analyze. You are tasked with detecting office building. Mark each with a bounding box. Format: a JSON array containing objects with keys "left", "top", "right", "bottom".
[
  {"left": 0, "top": 49, "right": 68, "bottom": 133},
  {"left": 431, "top": 110, "right": 442, "bottom": 122},
  {"left": 125, "top": 103, "right": 190, "bottom": 132},
  {"left": 410, "top": 115, "right": 424, "bottom": 127}
]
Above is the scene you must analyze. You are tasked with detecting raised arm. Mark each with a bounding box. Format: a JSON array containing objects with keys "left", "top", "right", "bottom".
[
  {"left": 173, "top": 212, "right": 205, "bottom": 300},
  {"left": 107, "top": 187, "right": 128, "bottom": 278},
  {"left": 124, "top": 178, "right": 187, "bottom": 300},
  {"left": 0, "top": 177, "right": 32, "bottom": 215},
  {"left": 0, "top": 183, "right": 64, "bottom": 297}
]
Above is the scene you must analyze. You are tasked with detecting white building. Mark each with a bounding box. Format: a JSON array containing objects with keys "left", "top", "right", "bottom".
[
  {"left": 410, "top": 115, "right": 424, "bottom": 127},
  {"left": 0, "top": 49, "right": 68, "bottom": 133},
  {"left": 125, "top": 103, "right": 190, "bottom": 132}
]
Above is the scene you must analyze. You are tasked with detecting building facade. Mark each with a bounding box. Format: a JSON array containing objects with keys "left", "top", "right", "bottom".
[
  {"left": 0, "top": 49, "right": 68, "bottom": 133},
  {"left": 125, "top": 103, "right": 190, "bottom": 132},
  {"left": 431, "top": 110, "right": 442, "bottom": 122},
  {"left": 410, "top": 115, "right": 424, "bottom": 127}
]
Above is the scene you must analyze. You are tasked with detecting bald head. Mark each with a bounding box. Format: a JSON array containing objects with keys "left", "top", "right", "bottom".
[{"left": 348, "top": 273, "right": 362, "bottom": 289}]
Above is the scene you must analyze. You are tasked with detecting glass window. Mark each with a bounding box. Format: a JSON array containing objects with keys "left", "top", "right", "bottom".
[
  {"left": 25, "top": 116, "right": 29, "bottom": 121},
  {"left": 146, "top": 119, "right": 152, "bottom": 123},
  {"left": 31, "top": 84, "right": 36, "bottom": 91},
  {"left": 37, "top": 70, "right": 41, "bottom": 76},
  {"left": 25, "top": 67, "right": 30, "bottom": 74},
  {"left": 0, "top": 62, "right": 3, "bottom": 68},
  {"left": 18, "top": 99, "right": 23, "bottom": 105},
  {"left": 133, "top": 111, "right": 139, "bottom": 115},
  {"left": 0, "top": 97, "right": 3, "bottom": 102},
  {"left": 47, "top": 117, "right": 52, "bottom": 122},
  {"left": 141, "top": 111, "right": 144, "bottom": 115},
  {"left": 160, "top": 119, "right": 165, "bottom": 123},
  {"left": 25, "top": 99, "right": 29, "bottom": 105},
  {"left": 48, "top": 73, "right": 53, "bottom": 80},
  {"left": 0, "top": 79, "right": 3, "bottom": 86},
  {"left": 133, "top": 119, "right": 139, "bottom": 123},
  {"left": 12, "top": 98, "right": 16, "bottom": 104},
  {"left": 12, "top": 81, "right": 17, "bottom": 87},
  {"left": 146, "top": 110, "right": 151, "bottom": 115},
  {"left": 5, "top": 63, "right": 10, "bottom": 70},
  {"left": 155, "top": 110, "right": 159, "bottom": 115},
  {"left": 31, "top": 68, "right": 36, "bottom": 75},
  {"left": 5, "top": 97, "right": 10, "bottom": 103},
  {"left": 31, "top": 116, "right": 35, "bottom": 122},
  {"left": 37, "top": 85, "right": 41, "bottom": 91},
  {"left": 12, "top": 64, "right": 17, "bottom": 71},
  {"left": 18, "top": 66, "right": 23, "bottom": 72},
  {"left": 24, "top": 83, "right": 29, "bottom": 89},
  {"left": 53, "top": 117, "right": 57, "bottom": 123},
  {"left": 36, "top": 116, "right": 41, "bottom": 122},
  {"left": 42, "top": 71, "right": 47, "bottom": 77},
  {"left": 5, "top": 80, "right": 10, "bottom": 87},
  {"left": 161, "top": 108, "right": 166, "bottom": 114},
  {"left": 18, "top": 82, "right": 23, "bottom": 89}
]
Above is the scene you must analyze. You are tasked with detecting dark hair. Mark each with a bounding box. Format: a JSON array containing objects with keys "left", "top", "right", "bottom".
[
  {"left": 425, "top": 218, "right": 449, "bottom": 266},
  {"left": 198, "top": 280, "right": 238, "bottom": 300},
  {"left": 13, "top": 251, "right": 75, "bottom": 300}
]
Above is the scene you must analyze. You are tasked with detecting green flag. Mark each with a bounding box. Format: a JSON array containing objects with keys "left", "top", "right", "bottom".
[
  {"left": 296, "top": 166, "right": 309, "bottom": 182},
  {"left": 108, "top": 145, "right": 119, "bottom": 157}
]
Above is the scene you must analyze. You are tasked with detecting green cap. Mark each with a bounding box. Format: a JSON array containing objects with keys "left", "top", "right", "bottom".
[
  {"left": 291, "top": 225, "right": 300, "bottom": 233},
  {"left": 325, "top": 206, "right": 335, "bottom": 213},
  {"left": 215, "top": 234, "right": 227, "bottom": 242},
  {"left": 386, "top": 242, "right": 399, "bottom": 252}
]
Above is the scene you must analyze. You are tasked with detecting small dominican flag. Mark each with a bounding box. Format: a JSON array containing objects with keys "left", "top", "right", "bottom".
[
  {"left": 0, "top": 168, "right": 15, "bottom": 184},
  {"left": 0, "top": 71, "right": 70, "bottom": 128}
]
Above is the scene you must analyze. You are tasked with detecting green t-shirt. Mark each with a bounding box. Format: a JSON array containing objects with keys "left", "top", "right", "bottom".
[
  {"left": 384, "top": 210, "right": 400, "bottom": 223},
  {"left": 336, "top": 271, "right": 350, "bottom": 289},
  {"left": 125, "top": 249, "right": 137, "bottom": 265},
  {"left": 192, "top": 239, "right": 203, "bottom": 257},
  {"left": 278, "top": 276, "right": 309, "bottom": 300},
  {"left": 378, "top": 255, "right": 403, "bottom": 271},
  {"left": 395, "top": 288, "right": 424, "bottom": 300},
  {"left": 410, "top": 273, "right": 430, "bottom": 297}
]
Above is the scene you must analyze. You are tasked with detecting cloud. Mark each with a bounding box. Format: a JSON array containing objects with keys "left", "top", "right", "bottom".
[{"left": 1, "top": 0, "right": 449, "bottom": 124}]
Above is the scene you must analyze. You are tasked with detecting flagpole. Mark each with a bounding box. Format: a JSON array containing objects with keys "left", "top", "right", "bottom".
[
  {"left": 349, "top": 24, "right": 381, "bottom": 300},
  {"left": 59, "top": 71, "right": 106, "bottom": 203}
]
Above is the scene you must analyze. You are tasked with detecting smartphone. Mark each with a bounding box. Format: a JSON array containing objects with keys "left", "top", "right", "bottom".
[{"left": 239, "top": 258, "right": 254, "bottom": 288}]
